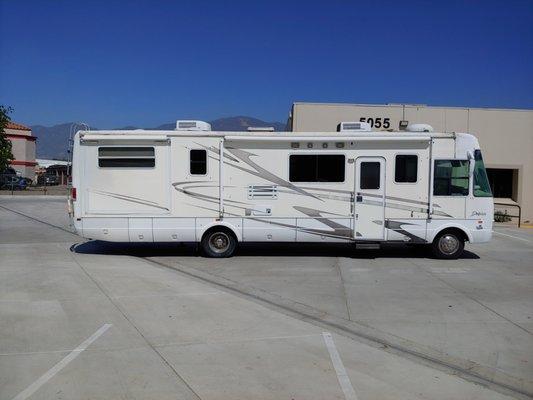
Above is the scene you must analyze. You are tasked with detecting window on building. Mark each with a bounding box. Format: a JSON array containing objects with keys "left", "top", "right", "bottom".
[
  {"left": 360, "top": 162, "right": 381, "bottom": 189},
  {"left": 395, "top": 155, "right": 418, "bottom": 183},
  {"left": 289, "top": 154, "right": 345, "bottom": 182},
  {"left": 190, "top": 149, "right": 207, "bottom": 175},
  {"left": 433, "top": 160, "right": 469, "bottom": 196},
  {"left": 486, "top": 168, "right": 515, "bottom": 199},
  {"left": 98, "top": 147, "right": 155, "bottom": 168}
]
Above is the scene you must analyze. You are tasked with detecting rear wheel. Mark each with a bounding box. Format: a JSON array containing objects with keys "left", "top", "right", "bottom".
[
  {"left": 201, "top": 229, "right": 237, "bottom": 258},
  {"left": 432, "top": 231, "right": 465, "bottom": 259}
]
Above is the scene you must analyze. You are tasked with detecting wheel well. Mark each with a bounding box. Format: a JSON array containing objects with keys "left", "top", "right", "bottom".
[
  {"left": 201, "top": 225, "right": 238, "bottom": 243},
  {"left": 435, "top": 227, "right": 468, "bottom": 243}
]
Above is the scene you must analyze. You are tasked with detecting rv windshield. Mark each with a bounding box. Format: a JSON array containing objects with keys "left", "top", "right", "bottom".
[{"left": 473, "top": 150, "right": 492, "bottom": 197}]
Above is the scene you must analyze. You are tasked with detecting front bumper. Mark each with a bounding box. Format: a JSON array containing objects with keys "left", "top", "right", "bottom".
[{"left": 470, "top": 228, "right": 492, "bottom": 243}]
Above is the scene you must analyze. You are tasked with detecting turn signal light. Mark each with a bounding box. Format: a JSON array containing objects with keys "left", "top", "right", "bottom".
[{"left": 71, "top": 187, "right": 77, "bottom": 201}]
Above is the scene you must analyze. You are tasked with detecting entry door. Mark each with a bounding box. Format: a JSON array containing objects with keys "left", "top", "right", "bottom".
[{"left": 354, "top": 157, "right": 386, "bottom": 240}]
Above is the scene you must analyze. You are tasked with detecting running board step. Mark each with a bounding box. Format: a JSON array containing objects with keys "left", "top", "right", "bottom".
[{"left": 355, "top": 243, "right": 381, "bottom": 250}]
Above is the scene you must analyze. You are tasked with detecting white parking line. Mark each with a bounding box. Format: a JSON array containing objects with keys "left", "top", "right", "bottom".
[
  {"left": 322, "top": 332, "right": 358, "bottom": 400},
  {"left": 11, "top": 324, "right": 112, "bottom": 400},
  {"left": 493, "top": 231, "right": 532, "bottom": 243}
]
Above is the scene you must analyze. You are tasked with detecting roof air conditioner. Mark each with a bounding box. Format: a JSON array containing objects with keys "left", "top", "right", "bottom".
[
  {"left": 175, "top": 120, "right": 211, "bottom": 131},
  {"left": 405, "top": 123, "right": 434, "bottom": 133},
  {"left": 337, "top": 122, "right": 372, "bottom": 132}
]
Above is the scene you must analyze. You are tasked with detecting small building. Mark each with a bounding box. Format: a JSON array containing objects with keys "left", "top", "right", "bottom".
[
  {"left": 288, "top": 102, "right": 533, "bottom": 224},
  {"left": 36, "top": 159, "right": 69, "bottom": 185},
  {"left": 4, "top": 122, "right": 37, "bottom": 180}
]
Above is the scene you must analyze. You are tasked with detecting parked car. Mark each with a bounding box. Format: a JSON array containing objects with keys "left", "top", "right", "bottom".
[
  {"left": 1, "top": 167, "right": 17, "bottom": 176},
  {"left": 0, "top": 172, "right": 16, "bottom": 186},
  {"left": 37, "top": 174, "right": 60, "bottom": 186},
  {"left": 0, "top": 176, "right": 28, "bottom": 190},
  {"left": 20, "top": 177, "right": 33, "bottom": 186}
]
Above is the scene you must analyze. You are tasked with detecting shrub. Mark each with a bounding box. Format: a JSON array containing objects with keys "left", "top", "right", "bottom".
[{"left": 494, "top": 210, "right": 512, "bottom": 223}]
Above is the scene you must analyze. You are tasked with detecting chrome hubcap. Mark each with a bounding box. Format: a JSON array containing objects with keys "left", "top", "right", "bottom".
[
  {"left": 209, "top": 232, "right": 230, "bottom": 253},
  {"left": 438, "top": 234, "right": 460, "bottom": 255}
]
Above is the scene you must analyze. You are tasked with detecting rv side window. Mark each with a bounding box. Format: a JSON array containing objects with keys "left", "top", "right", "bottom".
[
  {"left": 360, "top": 162, "right": 380, "bottom": 189},
  {"left": 433, "top": 160, "right": 469, "bottom": 196},
  {"left": 98, "top": 147, "right": 155, "bottom": 168},
  {"left": 289, "top": 154, "right": 345, "bottom": 182},
  {"left": 190, "top": 149, "right": 207, "bottom": 175},
  {"left": 395, "top": 155, "right": 418, "bottom": 183}
]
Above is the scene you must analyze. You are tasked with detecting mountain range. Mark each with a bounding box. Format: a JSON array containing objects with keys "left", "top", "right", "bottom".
[{"left": 31, "top": 116, "right": 286, "bottom": 160}]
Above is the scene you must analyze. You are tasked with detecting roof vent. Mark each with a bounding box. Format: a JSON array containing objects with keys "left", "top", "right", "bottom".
[
  {"left": 175, "top": 120, "right": 211, "bottom": 131},
  {"left": 406, "top": 123, "right": 434, "bottom": 132},
  {"left": 337, "top": 121, "right": 372, "bottom": 132},
  {"left": 247, "top": 126, "right": 275, "bottom": 132}
]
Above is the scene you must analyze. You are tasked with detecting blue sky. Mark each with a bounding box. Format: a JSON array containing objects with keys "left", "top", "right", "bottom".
[{"left": 1, "top": 0, "right": 532, "bottom": 127}]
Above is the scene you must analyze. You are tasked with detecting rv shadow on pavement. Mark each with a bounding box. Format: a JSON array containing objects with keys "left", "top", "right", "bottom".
[{"left": 71, "top": 240, "right": 480, "bottom": 260}]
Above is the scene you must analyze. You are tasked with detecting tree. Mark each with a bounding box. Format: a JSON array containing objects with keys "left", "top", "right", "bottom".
[{"left": 0, "top": 105, "right": 14, "bottom": 172}]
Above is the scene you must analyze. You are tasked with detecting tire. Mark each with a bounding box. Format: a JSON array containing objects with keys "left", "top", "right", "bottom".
[
  {"left": 201, "top": 229, "right": 237, "bottom": 258},
  {"left": 431, "top": 231, "right": 465, "bottom": 259}
]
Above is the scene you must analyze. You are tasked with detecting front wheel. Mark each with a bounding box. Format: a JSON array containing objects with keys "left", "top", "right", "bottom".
[
  {"left": 431, "top": 231, "right": 465, "bottom": 259},
  {"left": 201, "top": 229, "right": 237, "bottom": 258}
]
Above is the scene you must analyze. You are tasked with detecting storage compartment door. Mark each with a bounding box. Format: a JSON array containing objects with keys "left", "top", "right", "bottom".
[{"left": 129, "top": 218, "right": 153, "bottom": 242}]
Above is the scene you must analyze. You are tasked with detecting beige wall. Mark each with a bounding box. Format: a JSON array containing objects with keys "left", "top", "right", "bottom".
[{"left": 291, "top": 103, "right": 533, "bottom": 223}]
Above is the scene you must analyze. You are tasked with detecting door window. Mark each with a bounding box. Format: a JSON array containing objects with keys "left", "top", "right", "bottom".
[{"left": 360, "top": 162, "right": 380, "bottom": 189}]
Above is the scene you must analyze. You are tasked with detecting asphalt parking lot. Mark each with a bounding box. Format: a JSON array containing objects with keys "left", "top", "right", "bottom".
[{"left": 0, "top": 196, "right": 532, "bottom": 400}]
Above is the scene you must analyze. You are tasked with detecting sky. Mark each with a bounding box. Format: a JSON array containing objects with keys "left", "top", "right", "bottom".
[{"left": 1, "top": 0, "right": 532, "bottom": 128}]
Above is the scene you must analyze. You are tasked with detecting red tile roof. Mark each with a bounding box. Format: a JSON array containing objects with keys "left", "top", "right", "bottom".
[{"left": 6, "top": 122, "right": 31, "bottom": 131}]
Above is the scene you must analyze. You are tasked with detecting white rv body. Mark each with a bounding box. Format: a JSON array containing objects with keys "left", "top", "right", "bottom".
[{"left": 69, "top": 123, "right": 493, "bottom": 256}]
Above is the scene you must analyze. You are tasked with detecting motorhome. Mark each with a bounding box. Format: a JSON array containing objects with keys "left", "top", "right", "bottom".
[{"left": 69, "top": 120, "right": 493, "bottom": 258}]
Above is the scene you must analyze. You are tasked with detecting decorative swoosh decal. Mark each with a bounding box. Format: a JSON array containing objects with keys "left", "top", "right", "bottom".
[
  {"left": 385, "top": 220, "right": 426, "bottom": 243},
  {"left": 293, "top": 206, "right": 347, "bottom": 218},
  {"left": 172, "top": 182, "right": 250, "bottom": 206},
  {"left": 90, "top": 189, "right": 169, "bottom": 211},
  {"left": 277, "top": 188, "right": 349, "bottom": 202},
  {"left": 293, "top": 206, "right": 352, "bottom": 238}
]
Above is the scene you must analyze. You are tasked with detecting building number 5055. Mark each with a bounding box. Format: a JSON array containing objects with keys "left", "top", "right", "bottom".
[{"left": 360, "top": 117, "right": 390, "bottom": 129}]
